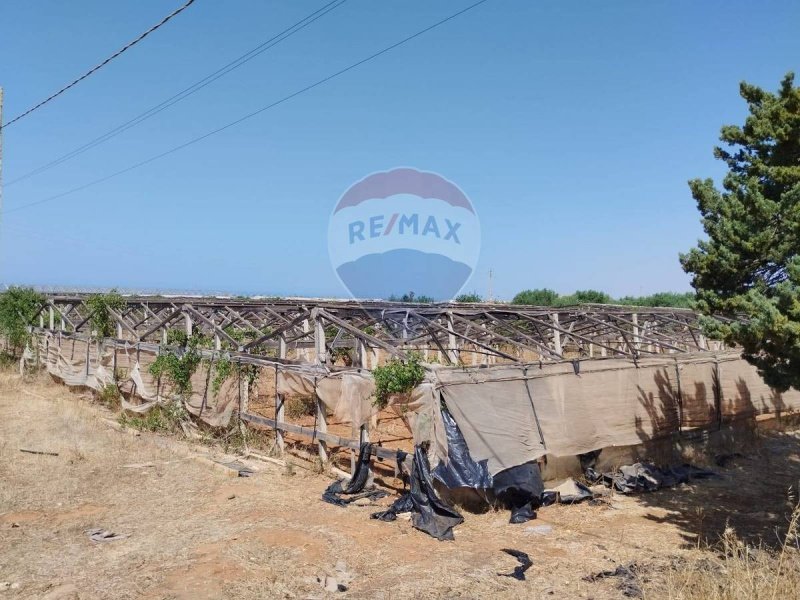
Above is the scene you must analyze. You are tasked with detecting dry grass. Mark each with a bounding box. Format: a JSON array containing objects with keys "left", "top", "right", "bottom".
[{"left": 649, "top": 508, "right": 800, "bottom": 599}]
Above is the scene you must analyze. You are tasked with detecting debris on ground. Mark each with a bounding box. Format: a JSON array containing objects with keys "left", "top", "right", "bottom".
[
  {"left": 85, "top": 528, "right": 129, "bottom": 542},
  {"left": 543, "top": 478, "right": 594, "bottom": 504},
  {"left": 715, "top": 452, "right": 746, "bottom": 467},
  {"left": 19, "top": 448, "right": 59, "bottom": 456},
  {"left": 585, "top": 463, "right": 718, "bottom": 494},
  {"left": 322, "top": 443, "right": 388, "bottom": 507},
  {"left": 497, "top": 548, "right": 533, "bottom": 581},
  {"left": 316, "top": 560, "right": 354, "bottom": 593},
  {"left": 582, "top": 563, "right": 643, "bottom": 598}
]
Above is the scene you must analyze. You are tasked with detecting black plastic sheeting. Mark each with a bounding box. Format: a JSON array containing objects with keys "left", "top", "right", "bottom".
[
  {"left": 371, "top": 446, "right": 464, "bottom": 540},
  {"left": 433, "top": 406, "right": 545, "bottom": 524},
  {"left": 494, "top": 462, "right": 545, "bottom": 523},
  {"left": 432, "top": 408, "right": 491, "bottom": 489},
  {"left": 585, "top": 462, "right": 718, "bottom": 494},
  {"left": 497, "top": 549, "right": 533, "bottom": 581},
  {"left": 409, "top": 445, "right": 464, "bottom": 540},
  {"left": 322, "top": 443, "right": 387, "bottom": 507}
]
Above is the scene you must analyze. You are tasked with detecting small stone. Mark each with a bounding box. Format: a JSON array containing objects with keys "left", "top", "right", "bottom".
[
  {"left": 525, "top": 524, "right": 553, "bottom": 535},
  {"left": 227, "top": 494, "right": 236, "bottom": 500},
  {"left": 323, "top": 576, "right": 339, "bottom": 593},
  {"left": 10, "top": 522, "right": 19, "bottom": 528}
]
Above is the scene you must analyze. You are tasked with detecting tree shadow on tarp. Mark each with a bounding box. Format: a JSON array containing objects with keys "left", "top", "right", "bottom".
[{"left": 628, "top": 363, "right": 800, "bottom": 548}]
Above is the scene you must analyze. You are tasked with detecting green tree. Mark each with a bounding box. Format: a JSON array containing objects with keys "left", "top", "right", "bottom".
[
  {"left": 681, "top": 72, "right": 800, "bottom": 391},
  {"left": 454, "top": 292, "right": 482, "bottom": 303},
  {"left": 0, "top": 287, "right": 45, "bottom": 354},
  {"left": 85, "top": 290, "right": 127, "bottom": 338},
  {"left": 388, "top": 292, "right": 435, "bottom": 303},
  {"left": 553, "top": 289, "right": 612, "bottom": 306},
  {"left": 617, "top": 292, "right": 695, "bottom": 308},
  {"left": 512, "top": 288, "right": 558, "bottom": 305}
]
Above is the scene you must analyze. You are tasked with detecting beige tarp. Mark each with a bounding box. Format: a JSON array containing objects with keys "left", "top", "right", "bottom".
[
  {"left": 436, "top": 352, "right": 800, "bottom": 475},
  {"left": 277, "top": 369, "right": 378, "bottom": 428}
]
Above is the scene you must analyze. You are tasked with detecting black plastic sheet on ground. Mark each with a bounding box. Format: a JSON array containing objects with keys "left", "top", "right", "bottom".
[
  {"left": 585, "top": 462, "right": 718, "bottom": 494},
  {"left": 322, "top": 442, "right": 387, "bottom": 507}
]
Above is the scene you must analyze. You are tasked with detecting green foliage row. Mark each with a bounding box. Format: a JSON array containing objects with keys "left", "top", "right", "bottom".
[
  {"left": 0, "top": 287, "right": 45, "bottom": 353},
  {"left": 454, "top": 292, "right": 483, "bottom": 303},
  {"left": 372, "top": 352, "right": 425, "bottom": 408},
  {"left": 149, "top": 334, "right": 203, "bottom": 397},
  {"left": 118, "top": 401, "right": 187, "bottom": 433},
  {"left": 85, "top": 290, "right": 126, "bottom": 339},
  {"left": 511, "top": 288, "right": 694, "bottom": 308},
  {"left": 388, "top": 292, "right": 435, "bottom": 303}
]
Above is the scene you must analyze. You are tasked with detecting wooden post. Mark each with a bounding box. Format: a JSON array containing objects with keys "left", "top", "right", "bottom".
[
  {"left": 240, "top": 371, "right": 250, "bottom": 414},
  {"left": 353, "top": 339, "right": 371, "bottom": 474},
  {"left": 116, "top": 322, "right": 123, "bottom": 339},
  {"left": 275, "top": 334, "right": 287, "bottom": 455},
  {"left": 184, "top": 312, "right": 193, "bottom": 338},
  {"left": 162, "top": 328, "right": 168, "bottom": 345},
  {"left": 39, "top": 313, "right": 44, "bottom": 328},
  {"left": 551, "top": 313, "right": 562, "bottom": 355},
  {"left": 49, "top": 306, "right": 54, "bottom": 330},
  {"left": 632, "top": 313, "right": 640, "bottom": 350},
  {"left": 313, "top": 311, "right": 328, "bottom": 463},
  {"left": 446, "top": 312, "right": 458, "bottom": 364}
]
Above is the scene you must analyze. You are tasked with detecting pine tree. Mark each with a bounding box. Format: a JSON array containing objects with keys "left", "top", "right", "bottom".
[{"left": 681, "top": 73, "right": 800, "bottom": 390}]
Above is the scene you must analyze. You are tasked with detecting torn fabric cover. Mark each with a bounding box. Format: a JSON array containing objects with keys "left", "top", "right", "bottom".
[
  {"left": 409, "top": 445, "right": 464, "bottom": 540},
  {"left": 322, "top": 443, "right": 387, "bottom": 506}
]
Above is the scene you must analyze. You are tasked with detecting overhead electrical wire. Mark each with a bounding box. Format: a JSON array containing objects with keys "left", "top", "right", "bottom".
[
  {"left": 1, "top": 0, "right": 197, "bottom": 130},
  {"left": 5, "top": 0, "right": 348, "bottom": 186},
  {"left": 4, "top": 0, "right": 491, "bottom": 215}
]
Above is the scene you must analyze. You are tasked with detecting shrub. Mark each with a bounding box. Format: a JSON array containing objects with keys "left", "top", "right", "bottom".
[
  {"left": 85, "top": 290, "right": 126, "bottom": 338},
  {"left": 372, "top": 352, "right": 425, "bottom": 408},
  {"left": 512, "top": 288, "right": 558, "bottom": 306},
  {"left": 118, "top": 400, "right": 187, "bottom": 433},
  {"left": 96, "top": 384, "right": 121, "bottom": 409},
  {"left": 454, "top": 293, "right": 482, "bottom": 303},
  {"left": 0, "top": 287, "right": 45, "bottom": 354},
  {"left": 284, "top": 396, "right": 317, "bottom": 420}
]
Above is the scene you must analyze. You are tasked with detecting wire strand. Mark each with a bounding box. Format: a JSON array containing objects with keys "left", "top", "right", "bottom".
[
  {"left": 5, "top": 0, "right": 347, "bottom": 186},
  {"left": 0, "top": 0, "right": 197, "bottom": 130},
  {"left": 4, "top": 0, "right": 491, "bottom": 215}
]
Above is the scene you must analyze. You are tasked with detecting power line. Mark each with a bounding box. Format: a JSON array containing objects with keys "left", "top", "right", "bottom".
[
  {"left": 5, "top": 0, "right": 347, "bottom": 186},
  {"left": 4, "top": 0, "right": 491, "bottom": 216},
  {"left": 0, "top": 0, "right": 197, "bottom": 130}
]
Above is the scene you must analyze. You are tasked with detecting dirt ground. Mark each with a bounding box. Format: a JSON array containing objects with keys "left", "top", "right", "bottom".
[{"left": 2, "top": 369, "right": 800, "bottom": 599}]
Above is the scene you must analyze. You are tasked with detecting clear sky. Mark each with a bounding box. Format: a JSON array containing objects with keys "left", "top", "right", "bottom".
[{"left": 1, "top": 0, "right": 798, "bottom": 300}]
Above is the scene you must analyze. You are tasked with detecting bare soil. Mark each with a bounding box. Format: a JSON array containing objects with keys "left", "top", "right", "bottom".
[{"left": 2, "top": 369, "right": 800, "bottom": 599}]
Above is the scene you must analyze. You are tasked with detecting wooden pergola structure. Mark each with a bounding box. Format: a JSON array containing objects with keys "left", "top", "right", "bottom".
[{"left": 33, "top": 294, "right": 721, "bottom": 366}]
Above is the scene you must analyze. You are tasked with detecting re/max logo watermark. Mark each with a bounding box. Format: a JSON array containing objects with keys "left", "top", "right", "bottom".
[{"left": 348, "top": 213, "right": 461, "bottom": 244}]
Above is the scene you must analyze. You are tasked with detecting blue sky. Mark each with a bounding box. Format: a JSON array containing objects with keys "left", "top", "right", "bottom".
[{"left": 1, "top": 0, "right": 798, "bottom": 300}]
